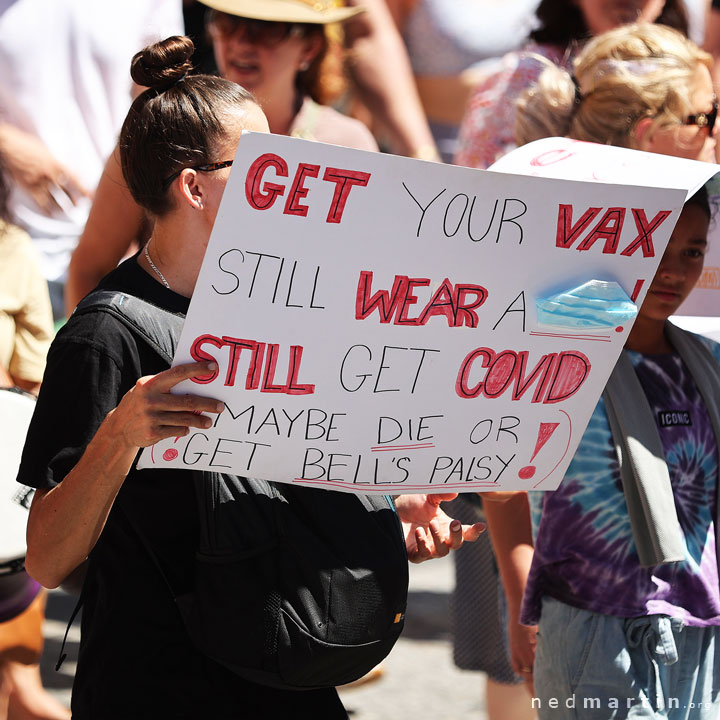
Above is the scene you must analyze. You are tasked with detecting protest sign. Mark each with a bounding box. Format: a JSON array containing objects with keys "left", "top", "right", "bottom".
[
  {"left": 137, "top": 134, "right": 712, "bottom": 493},
  {"left": 490, "top": 136, "right": 720, "bottom": 332}
]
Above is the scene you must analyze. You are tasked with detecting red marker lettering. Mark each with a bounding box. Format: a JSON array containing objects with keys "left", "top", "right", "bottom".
[
  {"left": 245, "top": 153, "right": 288, "bottom": 210},
  {"left": 284, "top": 162, "right": 320, "bottom": 217},
  {"left": 322, "top": 167, "right": 371, "bottom": 223}
]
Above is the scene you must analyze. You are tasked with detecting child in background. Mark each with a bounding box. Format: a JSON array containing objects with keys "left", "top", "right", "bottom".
[
  {"left": 524, "top": 186, "right": 719, "bottom": 716},
  {"left": 0, "top": 152, "right": 66, "bottom": 719}
]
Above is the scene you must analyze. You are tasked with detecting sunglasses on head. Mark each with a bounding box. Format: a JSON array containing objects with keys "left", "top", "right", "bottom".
[
  {"left": 162, "top": 160, "right": 234, "bottom": 192},
  {"left": 211, "top": 13, "right": 304, "bottom": 47},
  {"left": 685, "top": 97, "right": 718, "bottom": 134}
]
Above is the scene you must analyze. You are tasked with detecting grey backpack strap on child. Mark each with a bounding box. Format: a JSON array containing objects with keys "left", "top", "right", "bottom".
[
  {"left": 603, "top": 321, "right": 720, "bottom": 569},
  {"left": 68, "top": 289, "right": 409, "bottom": 690},
  {"left": 603, "top": 352, "right": 684, "bottom": 567}
]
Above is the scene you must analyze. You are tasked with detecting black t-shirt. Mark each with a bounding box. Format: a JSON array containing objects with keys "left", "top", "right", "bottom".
[{"left": 17, "top": 257, "right": 347, "bottom": 719}]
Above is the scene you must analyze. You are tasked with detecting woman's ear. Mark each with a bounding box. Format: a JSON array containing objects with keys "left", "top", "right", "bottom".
[
  {"left": 633, "top": 117, "right": 655, "bottom": 151},
  {"left": 299, "top": 32, "right": 323, "bottom": 71},
  {"left": 178, "top": 168, "right": 204, "bottom": 210}
]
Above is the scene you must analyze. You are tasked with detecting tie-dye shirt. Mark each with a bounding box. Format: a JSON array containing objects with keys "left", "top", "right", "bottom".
[{"left": 521, "top": 339, "right": 720, "bottom": 627}]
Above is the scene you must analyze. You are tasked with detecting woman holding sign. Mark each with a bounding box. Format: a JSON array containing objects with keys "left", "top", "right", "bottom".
[
  {"left": 488, "top": 23, "right": 720, "bottom": 718},
  {"left": 15, "top": 36, "right": 481, "bottom": 719}
]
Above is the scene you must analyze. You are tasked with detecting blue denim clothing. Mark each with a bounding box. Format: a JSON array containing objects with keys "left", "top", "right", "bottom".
[{"left": 534, "top": 597, "right": 720, "bottom": 719}]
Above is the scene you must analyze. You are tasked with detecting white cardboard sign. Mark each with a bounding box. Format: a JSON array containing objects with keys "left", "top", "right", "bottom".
[
  {"left": 490, "top": 137, "right": 720, "bottom": 322},
  {"left": 138, "top": 134, "right": 711, "bottom": 493}
]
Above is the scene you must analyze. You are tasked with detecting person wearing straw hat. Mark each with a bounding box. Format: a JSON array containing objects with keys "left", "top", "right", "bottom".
[
  {"left": 65, "top": 0, "right": 380, "bottom": 314},
  {"left": 200, "top": 0, "right": 379, "bottom": 148}
]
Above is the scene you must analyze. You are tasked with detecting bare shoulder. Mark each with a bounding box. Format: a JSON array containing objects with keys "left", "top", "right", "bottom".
[{"left": 307, "top": 103, "right": 379, "bottom": 152}]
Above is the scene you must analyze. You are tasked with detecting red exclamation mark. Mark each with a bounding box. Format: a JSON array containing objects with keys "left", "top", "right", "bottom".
[
  {"left": 611, "top": 278, "right": 647, "bottom": 334},
  {"left": 630, "top": 279, "right": 645, "bottom": 303},
  {"left": 518, "top": 422, "right": 560, "bottom": 479},
  {"left": 163, "top": 436, "right": 181, "bottom": 462},
  {"left": 157, "top": 410, "right": 203, "bottom": 463}
]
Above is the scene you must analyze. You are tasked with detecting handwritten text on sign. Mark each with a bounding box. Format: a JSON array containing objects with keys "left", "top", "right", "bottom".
[
  {"left": 489, "top": 137, "right": 720, "bottom": 318},
  {"left": 137, "top": 134, "right": 695, "bottom": 492}
]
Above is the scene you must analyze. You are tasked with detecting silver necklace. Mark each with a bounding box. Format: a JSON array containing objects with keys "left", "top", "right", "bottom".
[{"left": 144, "top": 242, "right": 170, "bottom": 289}]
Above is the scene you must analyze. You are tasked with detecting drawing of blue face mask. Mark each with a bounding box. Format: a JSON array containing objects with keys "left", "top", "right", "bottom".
[{"left": 535, "top": 280, "right": 637, "bottom": 329}]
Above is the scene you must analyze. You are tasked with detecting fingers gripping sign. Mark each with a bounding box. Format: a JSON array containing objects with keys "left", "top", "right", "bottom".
[
  {"left": 113, "top": 361, "right": 224, "bottom": 449},
  {"left": 394, "top": 493, "right": 485, "bottom": 563}
]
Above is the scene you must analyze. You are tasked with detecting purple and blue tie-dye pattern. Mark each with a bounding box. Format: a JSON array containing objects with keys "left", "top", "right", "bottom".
[{"left": 522, "top": 339, "right": 720, "bottom": 628}]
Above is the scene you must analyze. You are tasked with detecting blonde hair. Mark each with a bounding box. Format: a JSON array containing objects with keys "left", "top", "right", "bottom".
[{"left": 516, "top": 23, "right": 713, "bottom": 149}]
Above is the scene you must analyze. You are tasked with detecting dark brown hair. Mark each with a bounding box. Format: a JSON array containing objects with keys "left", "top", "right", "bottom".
[
  {"left": 529, "top": 0, "right": 689, "bottom": 46},
  {"left": 120, "top": 35, "right": 256, "bottom": 216},
  {"left": 685, "top": 185, "right": 711, "bottom": 221},
  {"left": 296, "top": 24, "right": 345, "bottom": 105}
]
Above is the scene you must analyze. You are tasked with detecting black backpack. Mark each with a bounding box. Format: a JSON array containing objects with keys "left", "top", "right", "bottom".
[{"left": 71, "top": 290, "right": 409, "bottom": 690}]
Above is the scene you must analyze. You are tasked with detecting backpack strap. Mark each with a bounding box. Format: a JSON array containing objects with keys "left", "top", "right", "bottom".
[
  {"left": 74, "top": 288, "right": 189, "bottom": 588},
  {"left": 54, "top": 577, "right": 88, "bottom": 672},
  {"left": 72, "top": 290, "right": 184, "bottom": 364},
  {"left": 603, "top": 323, "right": 720, "bottom": 569},
  {"left": 56, "top": 290, "right": 186, "bottom": 671},
  {"left": 117, "top": 503, "right": 188, "bottom": 612},
  {"left": 603, "top": 353, "right": 684, "bottom": 567}
]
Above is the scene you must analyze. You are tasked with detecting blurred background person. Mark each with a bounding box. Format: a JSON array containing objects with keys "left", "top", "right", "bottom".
[
  {"left": 0, "top": 160, "right": 52, "bottom": 396},
  {"left": 343, "top": 0, "right": 439, "bottom": 160},
  {"left": 203, "top": 0, "right": 378, "bottom": 147},
  {"left": 0, "top": 151, "right": 66, "bottom": 719},
  {"left": 65, "top": 0, "right": 380, "bottom": 314},
  {"left": 515, "top": 23, "right": 716, "bottom": 161},
  {"left": 704, "top": 0, "right": 720, "bottom": 98},
  {"left": 489, "top": 23, "right": 719, "bottom": 717},
  {"left": 0, "top": 0, "right": 184, "bottom": 322},
  {"left": 344, "top": 0, "right": 706, "bottom": 164},
  {"left": 179, "top": 0, "right": 443, "bottom": 160},
  {"left": 455, "top": 0, "right": 691, "bottom": 169},
  {"left": 450, "top": 4, "right": 697, "bottom": 718},
  {"left": 356, "top": 0, "right": 542, "bottom": 163}
]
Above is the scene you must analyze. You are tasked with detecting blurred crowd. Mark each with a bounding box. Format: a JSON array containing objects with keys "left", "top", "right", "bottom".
[{"left": 2, "top": 0, "right": 720, "bottom": 718}]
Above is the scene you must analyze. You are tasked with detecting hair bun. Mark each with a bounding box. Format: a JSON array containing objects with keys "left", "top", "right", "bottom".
[{"left": 130, "top": 35, "right": 195, "bottom": 91}]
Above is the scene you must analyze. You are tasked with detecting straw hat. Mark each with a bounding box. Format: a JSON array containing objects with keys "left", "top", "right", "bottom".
[{"left": 197, "top": 0, "right": 364, "bottom": 24}]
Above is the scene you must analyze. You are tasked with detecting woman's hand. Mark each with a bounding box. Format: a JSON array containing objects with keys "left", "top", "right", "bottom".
[
  {"left": 109, "top": 361, "right": 224, "bottom": 449},
  {"left": 394, "top": 493, "right": 485, "bottom": 563},
  {"left": 25, "top": 361, "right": 223, "bottom": 588}
]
